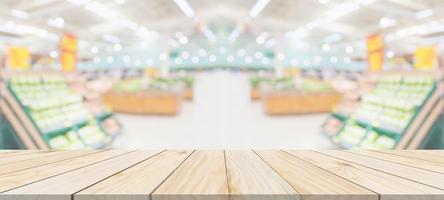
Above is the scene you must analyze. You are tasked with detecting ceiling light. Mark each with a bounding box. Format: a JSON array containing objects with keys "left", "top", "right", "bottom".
[
  {"left": 50, "top": 51, "right": 58, "bottom": 58},
  {"left": 330, "top": 56, "right": 338, "bottom": 64},
  {"left": 256, "top": 36, "right": 265, "bottom": 44},
  {"left": 277, "top": 54, "right": 285, "bottom": 61},
  {"left": 346, "top": 46, "right": 354, "bottom": 54},
  {"left": 93, "top": 57, "right": 100, "bottom": 63},
  {"left": 262, "top": 57, "right": 270, "bottom": 64},
  {"left": 179, "top": 36, "right": 188, "bottom": 44},
  {"left": 379, "top": 17, "right": 397, "bottom": 29},
  {"left": 344, "top": 57, "right": 352, "bottom": 64},
  {"left": 249, "top": 0, "right": 270, "bottom": 18},
  {"left": 386, "top": 51, "right": 394, "bottom": 58},
  {"left": 146, "top": 59, "right": 153, "bottom": 65},
  {"left": 160, "top": 54, "right": 167, "bottom": 61},
  {"left": 173, "top": 0, "right": 195, "bottom": 17},
  {"left": 322, "top": 43, "right": 331, "bottom": 52},
  {"left": 416, "top": 9, "right": 433, "bottom": 19},
  {"left": 91, "top": 46, "right": 99, "bottom": 54},
  {"left": 102, "top": 34, "right": 120, "bottom": 43},
  {"left": 10, "top": 9, "right": 29, "bottom": 19},
  {"left": 47, "top": 17, "right": 65, "bottom": 29},
  {"left": 291, "top": 59, "right": 299, "bottom": 66},
  {"left": 319, "top": 0, "right": 329, "bottom": 4}
]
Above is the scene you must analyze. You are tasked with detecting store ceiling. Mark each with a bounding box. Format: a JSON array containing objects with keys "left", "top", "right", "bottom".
[{"left": 0, "top": 0, "right": 444, "bottom": 54}]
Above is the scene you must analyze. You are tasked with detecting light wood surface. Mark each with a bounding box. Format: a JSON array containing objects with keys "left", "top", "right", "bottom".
[
  {"left": 318, "top": 150, "right": 444, "bottom": 190},
  {"left": 225, "top": 150, "right": 299, "bottom": 200},
  {"left": 285, "top": 150, "right": 444, "bottom": 200},
  {"left": 255, "top": 150, "right": 377, "bottom": 200},
  {"left": 0, "top": 150, "right": 443, "bottom": 200},
  {"left": 152, "top": 150, "right": 229, "bottom": 200}
]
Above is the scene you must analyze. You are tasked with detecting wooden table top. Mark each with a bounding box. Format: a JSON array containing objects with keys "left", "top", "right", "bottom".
[{"left": 0, "top": 150, "right": 443, "bottom": 200}]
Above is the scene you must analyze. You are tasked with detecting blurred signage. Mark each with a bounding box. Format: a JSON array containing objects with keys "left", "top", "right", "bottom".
[
  {"left": 60, "top": 33, "right": 77, "bottom": 72},
  {"left": 7, "top": 46, "right": 30, "bottom": 70},
  {"left": 415, "top": 47, "right": 437, "bottom": 70},
  {"left": 367, "top": 34, "right": 384, "bottom": 72}
]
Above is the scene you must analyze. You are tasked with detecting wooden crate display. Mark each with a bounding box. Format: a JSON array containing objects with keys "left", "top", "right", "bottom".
[{"left": 262, "top": 92, "right": 342, "bottom": 115}]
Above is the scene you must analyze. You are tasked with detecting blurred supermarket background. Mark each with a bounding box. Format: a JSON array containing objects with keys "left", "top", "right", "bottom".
[{"left": 0, "top": 0, "right": 443, "bottom": 150}]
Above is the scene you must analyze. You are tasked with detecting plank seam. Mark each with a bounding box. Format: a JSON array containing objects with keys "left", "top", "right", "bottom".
[
  {"left": 251, "top": 150, "right": 303, "bottom": 198},
  {"left": 0, "top": 150, "right": 104, "bottom": 176},
  {"left": 0, "top": 150, "right": 134, "bottom": 194},
  {"left": 315, "top": 150, "right": 444, "bottom": 191},
  {"left": 281, "top": 150, "right": 380, "bottom": 199},
  {"left": 352, "top": 151, "right": 444, "bottom": 175},
  {"left": 369, "top": 151, "right": 444, "bottom": 164},
  {"left": 72, "top": 150, "right": 166, "bottom": 199},
  {"left": 223, "top": 150, "right": 231, "bottom": 197},
  {"left": 149, "top": 149, "right": 196, "bottom": 199}
]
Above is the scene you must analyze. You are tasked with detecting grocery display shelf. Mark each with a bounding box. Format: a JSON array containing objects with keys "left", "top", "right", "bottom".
[
  {"left": 327, "top": 76, "right": 440, "bottom": 150},
  {"left": 0, "top": 150, "right": 443, "bottom": 200}
]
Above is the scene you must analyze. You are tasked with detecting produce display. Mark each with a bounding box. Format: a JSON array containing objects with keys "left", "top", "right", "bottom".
[
  {"left": 7, "top": 74, "right": 115, "bottom": 149},
  {"left": 328, "top": 74, "right": 436, "bottom": 149}
]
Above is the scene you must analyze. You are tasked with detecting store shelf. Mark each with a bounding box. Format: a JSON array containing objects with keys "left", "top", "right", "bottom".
[
  {"left": 0, "top": 150, "right": 443, "bottom": 199},
  {"left": 326, "top": 74, "right": 441, "bottom": 149}
]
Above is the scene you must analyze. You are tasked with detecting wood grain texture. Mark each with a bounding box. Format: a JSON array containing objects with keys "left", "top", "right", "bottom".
[
  {"left": 0, "top": 150, "right": 129, "bottom": 193},
  {"left": 0, "top": 151, "right": 51, "bottom": 159},
  {"left": 225, "top": 150, "right": 299, "bottom": 200},
  {"left": 255, "top": 150, "right": 377, "bottom": 200},
  {"left": 152, "top": 150, "right": 229, "bottom": 200},
  {"left": 1, "top": 150, "right": 161, "bottom": 200},
  {"left": 351, "top": 150, "right": 444, "bottom": 174},
  {"left": 0, "top": 150, "right": 97, "bottom": 175},
  {"left": 374, "top": 150, "right": 444, "bottom": 163},
  {"left": 75, "top": 150, "right": 193, "bottom": 200},
  {"left": 318, "top": 150, "right": 444, "bottom": 190},
  {"left": 285, "top": 150, "right": 444, "bottom": 200}
]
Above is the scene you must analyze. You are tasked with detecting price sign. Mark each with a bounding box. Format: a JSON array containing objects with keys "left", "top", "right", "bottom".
[
  {"left": 367, "top": 34, "right": 384, "bottom": 72},
  {"left": 8, "top": 46, "right": 30, "bottom": 70},
  {"left": 415, "top": 47, "right": 437, "bottom": 70},
  {"left": 60, "top": 33, "right": 77, "bottom": 72}
]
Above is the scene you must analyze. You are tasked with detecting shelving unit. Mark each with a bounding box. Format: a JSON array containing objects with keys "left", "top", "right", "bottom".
[
  {"left": 0, "top": 72, "right": 121, "bottom": 150},
  {"left": 323, "top": 73, "right": 443, "bottom": 149}
]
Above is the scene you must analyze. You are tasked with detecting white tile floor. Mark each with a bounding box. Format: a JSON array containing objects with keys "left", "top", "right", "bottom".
[{"left": 112, "top": 71, "right": 335, "bottom": 149}]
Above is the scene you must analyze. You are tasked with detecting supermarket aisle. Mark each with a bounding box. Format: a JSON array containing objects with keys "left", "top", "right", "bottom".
[{"left": 112, "top": 71, "right": 334, "bottom": 149}]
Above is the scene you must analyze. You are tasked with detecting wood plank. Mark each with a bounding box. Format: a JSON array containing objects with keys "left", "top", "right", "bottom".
[
  {"left": 255, "top": 150, "right": 377, "bottom": 200},
  {"left": 373, "top": 150, "right": 444, "bottom": 164},
  {"left": 152, "top": 150, "right": 229, "bottom": 200},
  {"left": 0, "top": 150, "right": 130, "bottom": 193},
  {"left": 0, "top": 150, "right": 97, "bottom": 175},
  {"left": 75, "top": 150, "right": 193, "bottom": 200},
  {"left": 1, "top": 150, "right": 162, "bottom": 200},
  {"left": 0, "top": 151, "right": 52, "bottom": 160},
  {"left": 285, "top": 150, "right": 444, "bottom": 200},
  {"left": 351, "top": 150, "right": 444, "bottom": 174},
  {"left": 318, "top": 150, "right": 444, "bottom": 190},
  {"left": 225, "top": 150, "right": 299, "bottom": 200}
]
